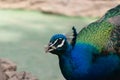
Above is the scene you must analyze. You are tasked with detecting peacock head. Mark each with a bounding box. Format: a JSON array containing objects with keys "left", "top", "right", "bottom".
[{"left": 45, "top": 34, "right": 68, "bottom": 55}]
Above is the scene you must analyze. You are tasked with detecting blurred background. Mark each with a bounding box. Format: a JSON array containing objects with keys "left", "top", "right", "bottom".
[{"left": 0, "top": 0, "right": 119, "bottom": 80}]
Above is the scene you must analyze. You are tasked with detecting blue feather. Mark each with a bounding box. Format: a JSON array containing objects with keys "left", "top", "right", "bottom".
[
  {"left": 59, "top": 43, "right": 120, "bottom": 80},
  {"left": 46, "top": 5, "right": 120, "bottom": 80}
]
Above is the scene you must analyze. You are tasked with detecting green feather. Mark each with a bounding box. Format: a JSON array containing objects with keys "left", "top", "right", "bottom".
[
  {"left": 76, "top": 5, "right": 120, "bottom": 53},
  {"left": 77, "top": 21, "right": 114, "bottom": 52}
]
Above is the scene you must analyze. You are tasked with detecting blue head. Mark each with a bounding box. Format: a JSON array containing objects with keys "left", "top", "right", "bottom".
[{"left": 45, "top": 34, "right": 68, "bottom": 55}]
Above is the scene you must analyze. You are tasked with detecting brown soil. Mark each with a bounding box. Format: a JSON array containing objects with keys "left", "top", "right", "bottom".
[
  {"left": 0, "top": 0, "right": 120, "bottom": 17},
  {"left": 0, "top": 58, "right": 38, "bottom": 80}
]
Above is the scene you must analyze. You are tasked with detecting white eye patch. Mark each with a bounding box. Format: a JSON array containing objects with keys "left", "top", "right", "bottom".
[
  {"left": 57, "top": 39, "right": 65, "bottom": 48},
  {"left": 49, "top": 38, "right": 65, "bottom": 48},
  {"left": 49, "top": 39, "right": 59, "bottom": 47}
]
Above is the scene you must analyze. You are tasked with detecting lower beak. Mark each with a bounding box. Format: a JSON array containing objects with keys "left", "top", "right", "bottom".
[
  {"left": 44, "top": 45, "right": 56, "bottom": 53},
  {"left": 44, "top": 45, "right": 50, "bottom": 53}
]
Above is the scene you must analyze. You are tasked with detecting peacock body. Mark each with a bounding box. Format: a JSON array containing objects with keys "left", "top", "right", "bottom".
[{"left": 45, "top": 5, "right": 120, "bottom": 80}]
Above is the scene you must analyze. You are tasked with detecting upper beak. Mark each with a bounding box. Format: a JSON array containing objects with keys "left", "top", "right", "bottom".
[
  {"left": 44, "top": 45, "right": 49, "bottom": 53},
  {"left": 44, "top": 44, "right": 56, "bottom": 53}
]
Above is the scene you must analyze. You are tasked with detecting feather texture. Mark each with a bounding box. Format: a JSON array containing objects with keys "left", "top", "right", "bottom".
[
  {"left": 77, "top": 5, "right": 120, "bottom": 54},
  {"left": 46, "top": 5, "right": 120, "bottom": 80}
]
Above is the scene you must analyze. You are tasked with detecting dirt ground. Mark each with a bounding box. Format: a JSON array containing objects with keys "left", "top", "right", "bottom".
[
  {"left": 0, "top": 0, "right": 120, "bottom": 17},
  {"left": 0, "top": 58, "right": 38, "bottom": 80}
]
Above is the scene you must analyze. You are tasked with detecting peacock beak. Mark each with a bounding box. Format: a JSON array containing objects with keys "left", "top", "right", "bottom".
[{"left": 44, "top": 43, "right": 56, "bottom": 53}]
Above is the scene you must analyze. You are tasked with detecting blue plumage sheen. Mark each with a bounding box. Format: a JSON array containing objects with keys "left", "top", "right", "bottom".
[
  {"left": 59, "top": 43, "right": 120, "bottom": 80},
  {"left": 46, "top": 34, "right": 120, "bottom": 80},
  {"left": 46, "top": 5, "right": 120, "bottom": 80}
]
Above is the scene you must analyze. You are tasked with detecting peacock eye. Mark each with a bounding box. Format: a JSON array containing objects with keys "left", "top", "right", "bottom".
[
  {"left": 56, "top": 38, "right": 65, "bottom": 48},
  {"left": 49, "top": 38, "right": 65, "bottom": 48},
  {"left": 56, "top": 38, "right": 63, "bottom": 44}
]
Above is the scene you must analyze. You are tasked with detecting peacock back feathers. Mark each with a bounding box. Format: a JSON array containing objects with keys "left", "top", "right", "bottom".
[
  {"left": 76, "top": 5, "right": 120, "bottom": 54},
  {"left": 46, "top": 5, "right": 120, "bottom": 80}
]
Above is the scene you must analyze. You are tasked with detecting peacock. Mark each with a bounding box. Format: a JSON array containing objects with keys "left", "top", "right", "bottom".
[{"left": 45, "top": 5, "right": 120, "bottom": 80}]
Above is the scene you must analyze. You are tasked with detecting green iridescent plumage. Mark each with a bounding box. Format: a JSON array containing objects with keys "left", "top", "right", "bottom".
[
  {"left": 76, "top": 5, "right": 120, "bottom": 54},
  {"left": 46, "top": 5, "right": 120, "bottom": 80},
  {"left": 77, "top": 21, "right": 114, "bottom": 52}
]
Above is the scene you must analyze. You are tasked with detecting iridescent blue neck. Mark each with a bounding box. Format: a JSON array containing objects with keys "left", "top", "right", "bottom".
[
  {"left": 58, "top": 43, "right": 98, "bottom": 62},
  {"left": 59, "top": 43, "right": 72, "bottom": 57},
  {"left": 58, "top": 43, "right": 99, "bottom": 80},
  {"left": 58, "top": 43, "right": 73, "bottom": 80}
]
